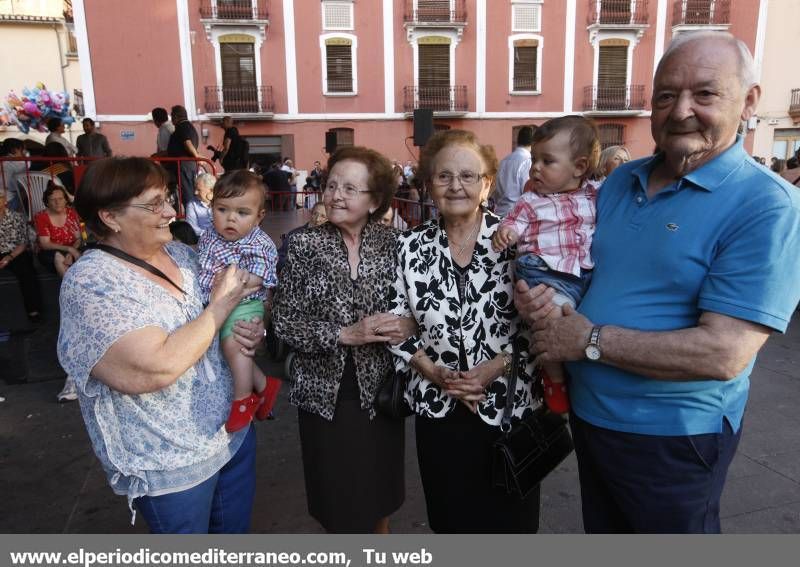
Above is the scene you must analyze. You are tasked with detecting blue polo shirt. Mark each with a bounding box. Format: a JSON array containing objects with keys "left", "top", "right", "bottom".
[{"left": 566, "top": 138, "right": 800, "bottom": 436}]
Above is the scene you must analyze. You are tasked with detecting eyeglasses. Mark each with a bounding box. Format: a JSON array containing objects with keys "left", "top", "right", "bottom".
[
  {"left": 127, "top": 197, "right": 169, "bottom": 214},
  {"left": 323, "top": 182, "right": 372, "bottom": 200},
  {"left": 431, "top": 171, "right": 486, "bottom": 188}
]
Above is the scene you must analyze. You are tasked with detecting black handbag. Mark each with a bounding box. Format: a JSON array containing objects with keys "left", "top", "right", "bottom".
[
  {"left": 375, "top": 367, "right": 413, "bottom": 419},
  {"left": 492, "top": 337, "right": 574, "bottom": 499}
]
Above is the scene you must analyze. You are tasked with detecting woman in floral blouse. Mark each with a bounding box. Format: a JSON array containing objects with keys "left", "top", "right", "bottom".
[
  {"left": 0, "top": 189, "right": 42, "bottom": 321},
  {"left": 273, "top": 146, "right": 415, "bottom": 534},
  {"left": 389, "top": 129, "right": 540, "bottom": 533}
]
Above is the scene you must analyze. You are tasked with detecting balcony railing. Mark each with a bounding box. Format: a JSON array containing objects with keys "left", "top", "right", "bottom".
[
  {"left": 403, "top": 86, "right": 468, "bottom": 113},
  {"left": 587, "top": 0, "right": 649, "bottom": 25},
  {"left": 790, "top": 88, "right": 800, "bottom": 119},
  {"left": 200, "top": 0, "right": 269, "bottom": 20},
  {"left": 404, "top": 0, "right": 467, "bottom": 25},
  {"left": 325, "top": 78, "right": 354, "bottom": 94},
  {"left": 583, "top": 85, "right": 646, "bottom": 112},
  {"left": 672, "top": 0, "right": 731, "bottom": 26},
  {"left": 205, "top": 85, "right": 274, "bottom": 114}
]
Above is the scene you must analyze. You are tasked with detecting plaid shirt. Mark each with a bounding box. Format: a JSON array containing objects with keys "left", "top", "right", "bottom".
[
  {"left": 500, "top": 179, "right": 599, "bottom": 277},
  {"left": 198, "top": 226, "right": 278, "bottom": 304}
]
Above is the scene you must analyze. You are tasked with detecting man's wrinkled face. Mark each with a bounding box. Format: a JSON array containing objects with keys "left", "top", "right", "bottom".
[{"left": 651, "top": 40, "right": 753, "bottom": 166}]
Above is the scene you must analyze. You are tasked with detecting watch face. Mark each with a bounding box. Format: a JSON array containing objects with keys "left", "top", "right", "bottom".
[{"left": 585, "top": 345, "right": 601, "bottom": 361}]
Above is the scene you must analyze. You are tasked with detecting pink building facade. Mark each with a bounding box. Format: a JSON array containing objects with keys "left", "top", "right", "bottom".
[{"left": 73, "top": 0, "right": 765, "bottom": 171}]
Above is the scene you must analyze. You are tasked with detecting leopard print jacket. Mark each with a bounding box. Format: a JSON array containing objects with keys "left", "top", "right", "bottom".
[{"left": 273, "top": 221, "right": 398, "bottom": 420}]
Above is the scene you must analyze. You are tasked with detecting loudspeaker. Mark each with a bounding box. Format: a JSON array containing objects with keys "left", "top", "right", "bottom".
[
  {"left": 413, "top": 109, "right": 434, "bottom": 147},
  {"left": 325, "top": 131, "right": 337, "bottom": 154}
]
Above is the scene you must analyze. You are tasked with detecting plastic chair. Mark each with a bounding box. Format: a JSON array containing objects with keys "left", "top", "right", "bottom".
[{"left": 16, "top": 173, "right": 65, "bottom": 222}]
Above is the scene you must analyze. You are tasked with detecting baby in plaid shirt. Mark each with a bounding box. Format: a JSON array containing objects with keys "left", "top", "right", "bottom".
[
  {"left": 198, "top": 170, "right": 278, "bottom": 432},
  {"left": 492, "top": 116, "right": 601, "bottom": 414}
]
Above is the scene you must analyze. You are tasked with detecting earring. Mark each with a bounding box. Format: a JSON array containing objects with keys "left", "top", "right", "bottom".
[{"left": 114, "top": 228, "right": 121, "bottom": 233}]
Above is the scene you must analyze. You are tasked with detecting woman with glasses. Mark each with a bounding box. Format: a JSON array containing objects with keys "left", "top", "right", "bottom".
[
  {"left": 57, "top": 157, "right": 265, "bottom": 533},
  {"left": 34, "top": 182, "right": 81, "bottom": 279},
  {"left": 273, "top": 146, "right": 415, "bottom": 533},
  {"left": 388, "top": 129, "right": 540, "bottom": 533}
]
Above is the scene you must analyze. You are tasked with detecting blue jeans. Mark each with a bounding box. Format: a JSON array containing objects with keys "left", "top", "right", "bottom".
[
  {"left": 515, "top": 254, "right": 591, "bottom": 306},
  {"left": 135, "top": 425, "right": 256, "bottom": 533},
  {"left": 570, "top": 413, "right": 742, "bottom": 533}
]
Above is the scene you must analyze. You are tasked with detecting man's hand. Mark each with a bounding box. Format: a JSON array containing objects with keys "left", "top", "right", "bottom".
[
  {"left": 514, "top": 279, "right": 559, "bottom": 324},
  {"left": 532, "top": 304, "right": 594, "bottom": 364}
]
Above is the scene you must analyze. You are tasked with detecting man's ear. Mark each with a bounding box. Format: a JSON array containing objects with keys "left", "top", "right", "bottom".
[
  {"left": 573, "top": 156, "right": 590, "bottom": 178},
  {"left": 741, "top": 84, "right": 761, "bottom": 122}
]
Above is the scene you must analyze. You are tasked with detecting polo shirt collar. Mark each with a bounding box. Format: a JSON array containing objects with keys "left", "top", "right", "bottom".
[{"left": 630, "top": 135, "right": 747, "bottom": 193}]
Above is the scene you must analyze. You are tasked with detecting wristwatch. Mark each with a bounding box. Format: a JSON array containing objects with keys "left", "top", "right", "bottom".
[{"left": 584, "top": 326, "right": 603, "bottom": 361}]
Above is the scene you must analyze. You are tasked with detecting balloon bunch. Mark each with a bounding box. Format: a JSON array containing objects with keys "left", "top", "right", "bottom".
[{"left": 0, "top": 82, "right": 74, "bottom": 134}]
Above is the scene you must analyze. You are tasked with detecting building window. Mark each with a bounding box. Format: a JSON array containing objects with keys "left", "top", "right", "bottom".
[
  {"left": 220, "top": 36, "right": 259, "bottom": 112},
  {"left": 512, "top": 0, "right": 543, "bottom": 32},
  {"left": 321, "top": 35, "right": 357, "bottom": 95},
  {"left": 508, "top": 34, "right": 543, "bottom": 94},
  {"left": 331, "top": 127, "right": 355, "bottom": 148},
  {"left": 598, "top": 123, "right": 626, "bottom": 149},
  {"left": 73, "top": 89, "right": 85, "bottom": 118},
  {"left": 323, "top": 0, "right": 354, "bottom": 30}
]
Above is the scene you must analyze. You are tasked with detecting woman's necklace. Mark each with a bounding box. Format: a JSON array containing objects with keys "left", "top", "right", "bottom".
[{"left": 448, "top": 217, "right": 481, "bottom": 260}]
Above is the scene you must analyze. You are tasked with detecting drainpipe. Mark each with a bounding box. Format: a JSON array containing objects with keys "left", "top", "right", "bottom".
[{"left": 54, "top": 22, "right": 73, "bottom": 143}]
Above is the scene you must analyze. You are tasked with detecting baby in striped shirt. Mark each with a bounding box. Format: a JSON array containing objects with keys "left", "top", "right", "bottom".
[{"left": 492, "top": 116, "right": 602, "bottom": 414}]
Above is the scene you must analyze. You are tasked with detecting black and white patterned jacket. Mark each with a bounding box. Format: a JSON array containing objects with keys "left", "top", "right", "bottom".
[
  {"left": 388, "top": 211, "right": 538, "bottom": 425},
  {"left": 273, "top": 221, "right": 398, "bottom": 420}
]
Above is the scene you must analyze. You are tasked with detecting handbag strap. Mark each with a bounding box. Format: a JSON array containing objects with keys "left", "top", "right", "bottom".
[
  {"left": 500, "top": 336, "right": 524, "bottom": 433},
  {"left": 91, "top": 242, "right": 186, "bottom": 295}
]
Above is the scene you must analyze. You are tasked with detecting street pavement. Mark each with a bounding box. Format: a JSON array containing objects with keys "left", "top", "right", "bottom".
[{"left": 2, "top": 209, "right": 800, "bottom": 533}]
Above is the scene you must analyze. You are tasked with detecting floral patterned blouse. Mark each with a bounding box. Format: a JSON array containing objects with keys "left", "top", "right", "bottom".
[
  {"left": 273, "top": 221, "right": 398, "bottom": 420},
  {"left": 0, "top": 209, "right": 29, "bottom": 255},
  {"left": 34, "top": 207, "right": 80, "bottom": 246},
  {"left": 57, "top": 241, "right": 246, "bottom": 519},
  {"left": 388, "top": 211, "right": 539, "bottom": 425}
]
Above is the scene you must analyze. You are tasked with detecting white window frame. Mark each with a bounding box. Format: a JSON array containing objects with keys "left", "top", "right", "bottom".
[
  {"left": 508, "top": 34, "right": 543, "bottom": 95},
  {"left": 320, "top": 33, "right": 358, "bottom": 96},
  {"left": 322, "top": 0, "right": 355, "bottom": 31},
  {"left": 591, "top": 32, "right": 635, "bottom": 107},
  {"left": 210, "top": 29, "right": 264, "bottom": 113},
  {"left": 511, "top": 0, "right": 543, "bottom": 33}
]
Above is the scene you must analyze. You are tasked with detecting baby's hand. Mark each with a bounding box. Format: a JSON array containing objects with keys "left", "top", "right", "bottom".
[{"left": 492, "top": 226, "right": 519, "bottom": 252}]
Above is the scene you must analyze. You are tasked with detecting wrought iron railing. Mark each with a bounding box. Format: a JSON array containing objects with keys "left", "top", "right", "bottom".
[
  {"left": 199, "top": 0, "right": 269, "bottom": 20},
  {"left": 204, "top": 85, "right": 274, "bottom": 114},
  {"left": 325, "top": 78, "right": 354, "bottom": 94},
  {"left": 672, "top": 0, "right": 731, "bottom": 25},
  {"left": 404, "top": 0, "right": 467, "bottom": 24},
  {"left": 403, "top": 86, "right": 468, "bottom": 113},
  {"left": 790, "top": 88, "right": 800, "bottom": 119},
  {"left": 587, "top": 0, "right": 649, "bottom": 25},
  {"left": 583, "top": 85, "right": 646, "bottom": 111}
]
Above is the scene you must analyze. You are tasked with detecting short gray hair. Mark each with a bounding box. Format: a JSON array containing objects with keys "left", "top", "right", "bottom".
[
  {"left": 195, "top": 172, "right": 216, "bottom": 190},
  {"left": 658, "top": 31, "right": 757, "bottom": 89}
]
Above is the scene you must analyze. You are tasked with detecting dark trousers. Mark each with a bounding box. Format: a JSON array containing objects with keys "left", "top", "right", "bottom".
[
  {"left": 570, "top": 412, "right": 741, "bottom": 533},
  {"left": 2, "top": 251, "right": 42, "bottom": 315},
  {"left": 178, "top": 161, "right": 197, "bottom": 211}
]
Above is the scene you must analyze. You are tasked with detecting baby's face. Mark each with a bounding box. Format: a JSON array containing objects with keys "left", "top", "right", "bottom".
[
  {"left": 212, "top": 188, "right": 265, "bottom": 241},
  {"left": 530, "top": 130, "right": 586, "bottom": 195}
]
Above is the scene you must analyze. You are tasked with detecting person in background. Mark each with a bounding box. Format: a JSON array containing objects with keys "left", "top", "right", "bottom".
[
  {"left": 780, "top": 148, "right": 800, "bottom": 187},
  {"left": 185, "top": 173, "right": 216, "bottom": 237},
  {"left": 218, "top": 117, "right": 248, "bottom": 172},
  {"left": 35, "top": 182, "right": 81, "bottom": 279},
  {"left": 263, "top": 161, "right": 291, "bottom": 211},
  {"left": 1, "top": 138, "right": 27, "bottom": 211},
  {"left": 151, "top": 107, "right": 174, "bottom": 156},
  {"left": 37, "top": 143, "right": 75, "bottom": 197},
  {"left": 167, "top": 105, "right": 201, "bottom": 213},
  {"left": 280, "top": 158, "right": 298, "bottom": 211},
  {"left": 493, "top": 126, "right": 534, "bottom": 216},
  {"left": 58, "top": 157, "right": 264, "bottom": 532},
  {"left": 273, "top": 146, "right": 413, "bottom": 534},
  {"left": 45, "top": 117, "right": 77, "bottom": 157},
  {"left": 76, "top": 118, "right": 113, "bottom": 158},
  {"left": 0, "top": 189, "right": 42, "bottom": 323},
  {"left": 595, "top": 145, "right": 631, "bottom": 182},
  {"left": 276, "top": 201, "right": 328, "bottom": 273}
]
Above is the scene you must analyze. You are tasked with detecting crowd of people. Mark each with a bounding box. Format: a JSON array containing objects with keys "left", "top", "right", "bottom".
[{"left": 2, "top": 32, "right": 800, "bottom": 535}]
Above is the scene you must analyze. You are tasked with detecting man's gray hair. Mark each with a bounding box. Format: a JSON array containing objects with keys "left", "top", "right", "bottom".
[{"left": 659, "top": 31, "right": 757, "bottom": 89}]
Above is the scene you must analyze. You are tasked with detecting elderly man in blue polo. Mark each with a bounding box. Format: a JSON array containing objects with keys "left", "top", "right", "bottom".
[{"left": 515, "top": 31, "right": 800, "bottom": 533}]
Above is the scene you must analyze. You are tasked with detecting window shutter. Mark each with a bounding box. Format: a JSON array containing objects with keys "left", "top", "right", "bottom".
[
  {"left": 221, "top": 42, "right": 256, "bottom": 88},
  {"left": 418, "top": 44, "right": 450, "bottom": 90},
  {"left": 417, "top": 0, "right": 451, "bottom": 22},
  {"left": 598, "top": 45, "right": 627, "bottom": 88},
  {"left": 598, "top": 124, "right": 626, "bottom": 149},
  {"left": 323, "top": 1, "right": 353, "bottom": 30},
  {"left": 513, "top": 43, "right": 538, "bottom": 91},
  {"left": 512, "top": 3, "right": 541, "bottom": 32},
  {"left": 332, "top": 127, "right": 355, "bottom": 147},
  {"left": 326, "top": 43, "right": 353, "bottom": 92}
]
